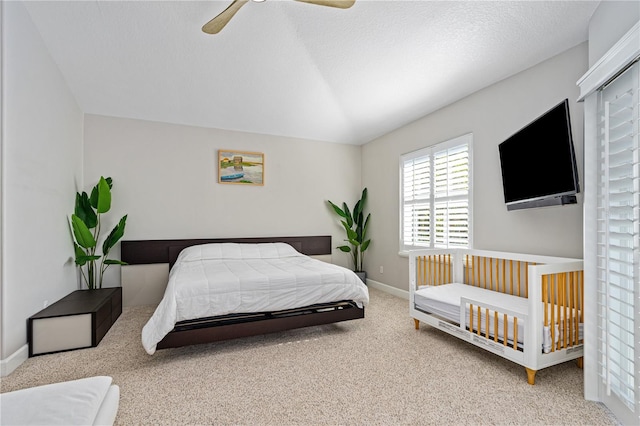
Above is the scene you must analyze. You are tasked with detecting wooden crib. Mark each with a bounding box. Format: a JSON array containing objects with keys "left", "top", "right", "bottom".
[{"left": 409, "top": 249, "right": 584, "bottom": 385}]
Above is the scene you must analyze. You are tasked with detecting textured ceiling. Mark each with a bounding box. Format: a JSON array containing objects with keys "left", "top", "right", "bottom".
[{"left": 23, "top": 0, "right": 599, "bottom": 145}]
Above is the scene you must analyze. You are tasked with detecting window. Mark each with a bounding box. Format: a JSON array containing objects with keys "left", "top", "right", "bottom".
[
  {"left": 595, "top": 61, "right": 639, "bottom": 424},
  {"left": 400, "top": 133, "right": 472, "bottom": 252}
]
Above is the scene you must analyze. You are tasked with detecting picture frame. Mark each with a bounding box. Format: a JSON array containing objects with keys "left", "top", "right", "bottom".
[{"left": 218, "top": 150, "right": 264, "bottom": 185}]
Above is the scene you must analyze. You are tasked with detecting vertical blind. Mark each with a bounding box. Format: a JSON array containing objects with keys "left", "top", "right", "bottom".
[
  {"left": 596, "top": 61, "right": 639, "bottom": 419},
  {"left": 401, "top": 134, "right": 471, "bottom": 251}
]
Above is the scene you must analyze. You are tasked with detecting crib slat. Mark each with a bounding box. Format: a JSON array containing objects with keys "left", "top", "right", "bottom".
[
  {"left": 494, "top": 312, "right": 498, "bottom": 342},
  {"left": 542, "top": 275, "right": 548, "bottom": 328},
  {"left": 424, "top": 256, "right": 428, "bottom": 286},
  {"left": 569, "top": 271, "right": 574, "bottom": 346},
  {"left": 497, "top": 258, "right": 501, "bottom": 293},
  {"left": 465, "top": 255, "right": 469, "bottom": 285},
  {"left": 514, "top": 317, "right": 518, "bottom": 351},
  {"left": 563, "top": 273, "right": 568, "bottom": 350},
  {"left": 489, "top": 258, "right": 494, "bottom": 291},
  {"left": 518, "top": 261, "right": 523, "bottom": 297},
  {"left": 433, "top": 255, "right": 437, "bottom": 285},
  {"left": 426, "top": 256, "right": 430, "bottom": 285},
  {"left": 503, "top": 314, "right": 508, "bottom": 347},
  {"left": 579, "top": 271, "right": 584, "bottom": 343},
  {"left": 485, "top": 308, "right": 489, "bottom": 340},
  {"left": 444, "top": 254, "right": 448, "bottom": 284},
  {"left": 431, "top": 255, "right": 435, "bottom": 285},
  {"left": 430, "top": 255, "right": 434, "bottom": 285},
  {"left": 576, "top": 271, "right": 581, "bottom": 345},
  {"left": 483, "top": 257, "right": 487, "bottom": 289},
  {"left": 524, "top": 262, "right": 529, "bottom": 298},
  {"left": 470, "top": 303, "right": 474, "bottom": 332},
  {"left": 509, "top": 259, "right": 513, "bottom": 295},
  {"left": 477, "top": 306, "right": 481, "bottom": 336},
  {"left": 551, "top": 276, "right": 556, "bottom": 352},
  {"left": 558, "top": 273, "right": 563, "bottom": 350}
]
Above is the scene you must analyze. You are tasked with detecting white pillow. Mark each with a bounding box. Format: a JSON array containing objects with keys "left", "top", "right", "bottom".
[{"left": 176, "top": 242, "right": 303, "bottom": 263}]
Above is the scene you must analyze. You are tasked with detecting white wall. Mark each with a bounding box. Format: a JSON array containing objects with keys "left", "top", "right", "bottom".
[
  {"left": 1, "top": 1, "right": 83, "bottom": 371},
  {"left": 587, "top": 1, "right": 640, "bottom": 67},
  {"left": 362, "top": 43, "right": 588, "bottom": 292},
  {"left": 82, "top": 114, "right": 362, "bottom": 286}
]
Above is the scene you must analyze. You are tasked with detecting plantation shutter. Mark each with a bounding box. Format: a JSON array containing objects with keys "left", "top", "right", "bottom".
[
  {"left": 401, "top": 134, "right": 471, "bottom": 251},
  {"left": 402, "top": 153, "right": 431, "bottom": 248},
  {"left": 596, "top": 60, "right": 639, "bottom": 424}
]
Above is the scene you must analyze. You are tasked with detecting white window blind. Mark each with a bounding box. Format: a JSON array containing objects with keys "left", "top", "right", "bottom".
[
  {"left": 400, "top": 134, "right": 472, "bottom": 252},
  {"left": 596, "top": 60, "right": 639, "bottom": 421}
]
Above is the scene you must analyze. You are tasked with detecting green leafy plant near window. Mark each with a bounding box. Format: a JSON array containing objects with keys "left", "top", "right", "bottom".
[
  {"left": 327, "top": 188, "right": 371, "bottom": 272},
  {"left": 71, "top": 176, "right": 128, "bottom": 290}
]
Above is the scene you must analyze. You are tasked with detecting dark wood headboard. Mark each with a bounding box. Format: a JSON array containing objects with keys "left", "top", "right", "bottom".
[{"left": 121, "top": 236, "right": 332, "bottom": 269}]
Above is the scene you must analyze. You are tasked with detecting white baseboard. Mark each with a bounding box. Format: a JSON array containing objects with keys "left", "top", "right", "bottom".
[
  {"left": 366, "top": 279, "right": 409, "bottom": 300},
  {"left": 1, "top": 344, "right": 28, "bottom": 377}
]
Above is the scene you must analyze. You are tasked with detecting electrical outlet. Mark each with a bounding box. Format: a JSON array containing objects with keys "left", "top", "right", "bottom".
[{"left": 379, "top": 266, "right": 384, "bottom": 274}]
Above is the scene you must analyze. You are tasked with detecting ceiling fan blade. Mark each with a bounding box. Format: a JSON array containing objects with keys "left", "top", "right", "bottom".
[
  {"left": 294, "top": 0, "right": 355, "bottom": 9},
  {"left": 202, "top": 0, "right": 250, "bottom": 34}
]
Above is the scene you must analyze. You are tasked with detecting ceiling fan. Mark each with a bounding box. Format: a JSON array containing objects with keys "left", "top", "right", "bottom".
[{"left": 202, "top": 0, "right": 356, "bottom": 34}]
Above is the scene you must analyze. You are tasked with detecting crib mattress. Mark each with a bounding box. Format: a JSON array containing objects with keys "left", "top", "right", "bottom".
[
  {"left": 415, "top": 283, "right": 526, "bottom": 343},
  {"left": 415, "top": 283, "right": 527, "bottom": 320},
  {"left": 414, "top": 283, "right": 583, "bottom": 350}
]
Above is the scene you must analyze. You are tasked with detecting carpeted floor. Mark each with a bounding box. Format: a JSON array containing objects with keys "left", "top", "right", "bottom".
[{"left": 1, "top": 287, "right": 619, "bottom": 425}]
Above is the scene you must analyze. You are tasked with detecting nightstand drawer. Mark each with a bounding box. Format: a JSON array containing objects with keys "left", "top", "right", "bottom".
[{"left": 31, "top": 314, "right": 93, "bottom": 355}]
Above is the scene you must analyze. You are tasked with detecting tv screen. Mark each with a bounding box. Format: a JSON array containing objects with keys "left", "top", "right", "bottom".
[{"left": 498, "top": 99, "right": 580, "bottom": 210}]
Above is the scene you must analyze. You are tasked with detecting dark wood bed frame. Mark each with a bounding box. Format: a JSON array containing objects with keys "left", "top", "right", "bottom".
[{"left": 120, "top": 236, "right": 365, "bottom": 350}]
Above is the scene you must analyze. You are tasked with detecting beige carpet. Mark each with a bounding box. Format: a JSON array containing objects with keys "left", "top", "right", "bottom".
[{"left": 1, "top": 287, "right": 619, "bottom": 425}]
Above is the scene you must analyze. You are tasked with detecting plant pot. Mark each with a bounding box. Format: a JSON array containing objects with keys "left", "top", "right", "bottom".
[{"left": 355, "top": 271, "right": 367, "bottom": 284}]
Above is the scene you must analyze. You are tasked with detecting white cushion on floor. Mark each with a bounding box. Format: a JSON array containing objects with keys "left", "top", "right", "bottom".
[{"left": 0, "top": 376, "right": 118, "bottom": 425}]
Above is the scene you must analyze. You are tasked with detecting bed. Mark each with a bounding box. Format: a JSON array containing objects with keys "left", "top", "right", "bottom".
[
  {"left": 120, "top": 236, "right": 369, "bottom": 354},
  {"left": 409, "top": 248, "right": 584, "bottom": 385}
]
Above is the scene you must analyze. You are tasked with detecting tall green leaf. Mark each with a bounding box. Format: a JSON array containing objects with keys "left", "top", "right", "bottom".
[
  {"left": 104, "top": 259, "right": 127, "bottom": 265},
  {"left": 75, "top": 192, "right": 97, "bottom": 229},
  {"left": 361, "top": 213, "right": 371, "bottom": 244},
  {"left": 96, "top": 177, "right": 112, "bottom": 214},
  {"left": 327, "top": 201, "right": 346, "bottom": 218},
  {"left": 71, "top": 214, "right": 97, "bottom": 249},
  {"left": 75, "top": 254, "right": 101, "bottom": 266},
  {"left": 353, "top": 199, "right": 362, "bottom": 221},
  {"left": 343, "top": 203, "right": 353, "bottom": 228},
  {"left": 102, "top": 215, "right": 128, "bottom": 255}
]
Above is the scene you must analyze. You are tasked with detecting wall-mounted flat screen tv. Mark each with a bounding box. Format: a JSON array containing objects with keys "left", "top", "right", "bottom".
[{"left": 498, "top": 99, "right": 580, "bottom": 211}]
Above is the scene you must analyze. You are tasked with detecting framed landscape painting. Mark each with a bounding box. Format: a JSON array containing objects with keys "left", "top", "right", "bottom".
[{"left": 218, "top": 150, "right": 264, "bottom": 185}]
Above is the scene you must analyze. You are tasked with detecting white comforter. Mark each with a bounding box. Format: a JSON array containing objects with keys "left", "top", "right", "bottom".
[{"left": 142, "top": 242, "right": 370, "bottom": 354}]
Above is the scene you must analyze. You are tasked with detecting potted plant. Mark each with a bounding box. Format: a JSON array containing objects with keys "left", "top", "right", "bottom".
[
  {"left": 70, "top": 176, "right": 128, "bottom": 290},
  {"left": 327, "top": 188, "right": 371, "bottom": 283}
]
